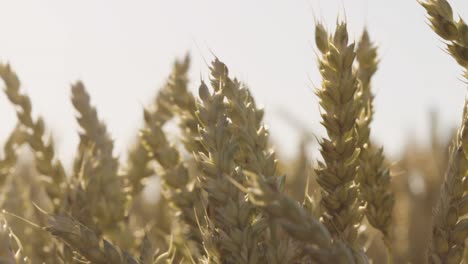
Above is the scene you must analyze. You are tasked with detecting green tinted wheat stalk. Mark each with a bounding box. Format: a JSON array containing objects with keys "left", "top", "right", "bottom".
[
  {"left": 69, "top": 82, "right": 126, "bottom": 232},
  {"left": 0, "top": 64, "right": 66, "bottom": 211},
  {"left": 209, "top": 58, "right": 292, "bottom": 262},
  {"left": 195, "top": 74, "right": 267, "bottom": 263},
  {"left": 420, "top": 2, "right": 468, "bottom": 262},
  {"left": 207, "top": 59, "right": 271, "bottom": 262},
  {"left": 211, "top": 59, "right": 275, "bottom": 178},
  {"left": 195, "top": 78, "right": 233, "bottom": 263},
  {"left": 355, "top": 31, "right": 395, "bottom": 251},
  {"left": 314, "top": 22, "right": 363, "bottom": 246},
  {"left": 427, "top": 104, "right": 468, "bottom": 264},
  {"left": 420, "top": 0, "right": 468, "bottom": 79}
]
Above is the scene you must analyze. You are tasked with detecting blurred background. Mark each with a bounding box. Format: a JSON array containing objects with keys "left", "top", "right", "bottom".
[{"left": 0, "top": 0, "right": 466, "bottom": 167}]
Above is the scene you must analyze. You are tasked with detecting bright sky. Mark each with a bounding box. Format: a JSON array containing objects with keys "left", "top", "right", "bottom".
[{"left": 0, "top": 0, "right": 467, "bottom": 168}]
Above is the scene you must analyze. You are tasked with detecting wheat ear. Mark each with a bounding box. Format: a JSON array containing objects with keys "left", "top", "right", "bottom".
[
  {"left": 161, "top": 55, "right": 205, "bottom": 155},
  {"left": 314, "top": 22, "right": 363, "bottom": 246},
  {"left": 140, "top": 104, "right": 203, "bottom": 253},
  {"left": 139, "top": 57, "right": 203, "bottom": 258},
  {"left": 196, "top": 66, "right": 270, "bottom": 263},
  {"left": 124, "top": 56, "right": 189, "bottom": 198},
  {"left": 420, "top": 0, "right": 468, "bottom": 79},
  {"left": 69, "top": 82, "right": 126, "bottom": 232},
  {"left": 209, "top": 58, "right": 296, "bottom": 262},
  {"left": 355, "top": 30, "right": 395, "bottom": 251},
  {"left": 0, "top": 64, "right": 66, "bottom": 211},
  {"left": 419, "top": 2, "right": 468, "bottom": 262},
  {"left": 427, "top": 104, "right": 468, "bottom": 264}
]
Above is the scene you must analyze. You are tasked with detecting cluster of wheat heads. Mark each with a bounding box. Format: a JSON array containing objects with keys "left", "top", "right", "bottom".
[{"left": 0, "top": 2, "right": 467, "bottom": 263}]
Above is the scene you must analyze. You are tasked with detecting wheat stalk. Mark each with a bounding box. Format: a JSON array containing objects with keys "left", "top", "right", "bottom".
[
  {"left": 160, "top": 55, "right": 204, "bottom": 155},
  {"left": 139, "top": 57, "right": 203, "bottom": 258},
  {"left": 314, "top": 22, "right": 363, "bottom": 247},
  {"left": 355, "top": 30, "right": 395, "bottom": 254},
  {"left": 141, "top": 105, "right": 203, "bottom": 255},
  {"left": 419, "top": 2, "right": 468, "bottom": 263},
  {"left": 68, "top": 82, "right": 126, "bottom": 233},
  {"left": 427, "top": 104, "right": 468, "bottom": 263},
  {"left": 124, "top": 56, "right": 189, "bottom": 197},
  {"left": 121, "top": 58, "right": 192, "bottom": 258},
  {"left": 209, "top": 58, "right": 295, "bottom": 262},
  {"left": 0, "top": 64, "right": 67, "bottom": 211},
  {"left": 195, "top": 64, "right": 269, "bottom": 263},
  {"left": 420, "top": 0, "right": 468, "bottom": 78}
]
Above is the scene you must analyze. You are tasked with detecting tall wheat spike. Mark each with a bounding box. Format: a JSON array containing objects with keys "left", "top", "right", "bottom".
[
  {"left": 355, "top": 30, "right": 395, "bottom": 254},
  {"left": 420, "top": 0, "right": 468, "bottom": 78},
  {"left": 209, "top": 58, "right": 295, "bottom": 262},
  {"left": 141, "top": 105, "right": 203, "bottom": 258},
  {"left": 123, "top": 58, "right": 192, "bottom": 257},
  {"left": 426, "top": 105, "right": 468, "bottom": 263},
  {"left": 420, "top": 1, "right": 468, "bottom": 263},
  {"left": 314, "top": 22, "right": 363, "bottom": 247},
  {"left": 0, "top": 64, "right": 67, "bottom": 211},
  {"left": 195, "top": 64, "right": 267, "bottom": 263},
  {"left": 140, "top": 56, "right": 203, "bottom": 259},
  {"left": 69, "top": 82, "right": 126, "bottom": 232},
  {"left": 124, "top": 56, "right": 189, "bottom": 198}
]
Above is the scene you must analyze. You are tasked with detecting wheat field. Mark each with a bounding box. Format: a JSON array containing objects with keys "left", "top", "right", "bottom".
[{"left": 1, "top": 0, "right": 468, "bottom": 263}]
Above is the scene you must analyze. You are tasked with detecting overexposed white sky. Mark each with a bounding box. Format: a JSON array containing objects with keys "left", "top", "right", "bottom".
[{"left": 0, "top": 0, "right": 467, "bottom": 167}]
